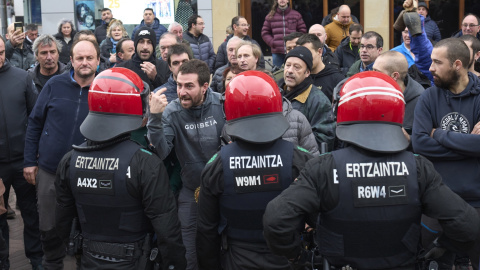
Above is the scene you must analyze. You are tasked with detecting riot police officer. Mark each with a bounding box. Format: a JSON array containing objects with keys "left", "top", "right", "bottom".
[
  {"left": 196, "top": 70, "right": 314, "bottom": 270},
  {"left": 263, "top": 71, "right": 480, "bottom": 270},
  {"left": 55, "top": 67, "right": 186, "bottom": 270}
]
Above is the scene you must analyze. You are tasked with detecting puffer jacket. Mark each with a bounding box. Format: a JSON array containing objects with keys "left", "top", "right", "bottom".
[
  {"left": 282, "top": 98, "right": 319, "bottom": 156},
  {"left": 261, "top": 6, "right": 306, "bottom": 54},
  {"left": 325, "top": 18, "right": 354, "bottom": 51},
  {"left": 211, "top": 64, "right": 228, "bottom": 93},
  {"left": 131, "top": 18, "right": 167, "bottom": 45},
  {"left": 154, "top": 74, "right": 178, "bottom": 103},
  {"left": 410, "top": 15, "right": 433, "bottom": 84},
  {"left": 183, "top": 31, "right": 216, "bottom": 73},
  {"left": 5, "top": 39, "right": 36, "bottom": 70},
  {"left": 424, "top": 16, "right": 441, "bottom": 42}
]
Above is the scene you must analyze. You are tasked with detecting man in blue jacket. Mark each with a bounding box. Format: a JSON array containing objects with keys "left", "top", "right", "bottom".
[
  {"left": 412, "top": 38, "right": 480, "bottom": 270},
  {"left": 452, "top": 13, "right": 480, "bottom": 40},
  {"left": 417, "top": 2, "right": 441, "bottom": 42},
  {"left": 24, "top": 39, "right": 100, "bottom": 269},
  {"left": 131, "top": 8, "right": 167, "bottom": 45}
]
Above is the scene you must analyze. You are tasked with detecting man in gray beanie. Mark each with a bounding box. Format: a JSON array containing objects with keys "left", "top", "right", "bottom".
[
  {"left": 282, "top": 46, "right": 336, "bottom": 151},
  {"left": 117, "top": 26, "right": 169, "bottom": 90}
]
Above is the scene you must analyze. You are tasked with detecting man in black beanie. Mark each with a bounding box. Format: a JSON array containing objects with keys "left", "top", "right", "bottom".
[
  {"left": 117, "top": 26, "right": 169, "bottom": 89},
  {"left": 282, "top": 46, "right": 336, "bottom": 150}
]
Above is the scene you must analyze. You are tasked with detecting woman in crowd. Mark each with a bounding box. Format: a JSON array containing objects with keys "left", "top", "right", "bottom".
[
  {"left": 100, "top": 19, "right": 129, "bottom": 68},
  {"left": 222, "top": 66, "right": 241, "bottom": 92},
  {"left": 261, "top": 0, "right": 306, "bottom": 70},
  {"left": 53, "top": 19, "right": 76, "bottom": 64}
]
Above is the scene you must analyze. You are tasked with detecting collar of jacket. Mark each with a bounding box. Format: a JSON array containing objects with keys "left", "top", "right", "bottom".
[
  {"left": 0, "top": 59, "right": 11, "bottom": 73},
  {"left": 141, "top": 17, "right": 160, "bottom": 28},
  {"left": 293, "top": 84, "right": 313, "bottom": 103},
  {"left": 132, "top": 53, "right": 156, "bottom": 67},
  {"left": 276, "top": 6, "right": 291, "bottom": 15},
  {"left": 333, "top": 18, "right": 353, "bottom": 28}
]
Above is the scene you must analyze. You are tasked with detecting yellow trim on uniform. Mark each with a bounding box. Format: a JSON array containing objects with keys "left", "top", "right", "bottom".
[{"left": 293, "top": 85, "right": 313, "bottom": 104}]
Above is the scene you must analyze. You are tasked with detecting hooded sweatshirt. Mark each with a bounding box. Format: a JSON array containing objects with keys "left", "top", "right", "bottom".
[
  {"left": 412, "top": 72, "right": 480, "bottom": 206},
  {"left": 310, "top": 64, "right": 345, "bottom": 102},
  {"left": 403, "top": 75, "right": 424, "bottom": 133}
]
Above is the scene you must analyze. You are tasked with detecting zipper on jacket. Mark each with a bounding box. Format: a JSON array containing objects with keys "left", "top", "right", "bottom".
[
  {"left": 0, "top": 87, "right": 11, "bottom": 160},
  {"left": 70, "top": 86, "right": 84, "bottom": 141},
  {"left": 282, "top": 10, "right": 286, "bottom": 54}
]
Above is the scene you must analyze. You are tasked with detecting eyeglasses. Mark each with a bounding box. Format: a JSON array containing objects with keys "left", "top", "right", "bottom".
[
  {"left": 462, "top": 24, "right": 479, "bottom": 28},
  {"left": 239, "top": 24, "right": 250, "bottom": 27},
  {"left": 196, "top": 22, "right": 205, "bottom": 25},
  {"left": 360, "top": 44, "right": 377, "bottom": 50}
]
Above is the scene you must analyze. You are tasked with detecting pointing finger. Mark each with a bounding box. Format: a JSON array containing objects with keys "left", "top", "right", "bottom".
[{"left": 154, "top": 87, "right": 167, "bottom": 95}]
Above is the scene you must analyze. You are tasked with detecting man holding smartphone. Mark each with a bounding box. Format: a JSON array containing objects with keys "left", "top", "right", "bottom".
[{"left": 5, "top": 23, "right": 36, "bottom": 70}]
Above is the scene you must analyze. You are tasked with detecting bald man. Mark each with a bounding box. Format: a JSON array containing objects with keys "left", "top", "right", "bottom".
[
  {"left": 309, "top": 24, "right": 339, "bottom": 68},
  {"left": 453, "top": 13, "right": 480, "bottom": 39},
  {"left": 324, "top": 5, "right": 354, "bottom": 51},
  {"left": 459, "top": 34, "right": 480, "bottom": 77},
  {"left": 372, "top": 51, "right": 424, "bottom": 136}
]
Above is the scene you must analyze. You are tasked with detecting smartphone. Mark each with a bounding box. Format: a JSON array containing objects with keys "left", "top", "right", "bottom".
[{"left": 13, "top": 22, "right": 23, "bottom": 33}]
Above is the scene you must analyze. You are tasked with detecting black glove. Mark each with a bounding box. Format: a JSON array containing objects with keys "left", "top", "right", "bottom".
[
  {"left": 424, "top": 247, "right": 446, "bottom": 259},
  {"left": 289, "top": 249, "right": 314, "bottom": 270},
  {"left": 420, "top": 237, "right": 446, "bottom": 260}
]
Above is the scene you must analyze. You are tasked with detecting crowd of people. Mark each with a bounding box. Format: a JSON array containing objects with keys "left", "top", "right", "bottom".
[{"left": 1, "top": 0, "right": 480, "bottom": 269}]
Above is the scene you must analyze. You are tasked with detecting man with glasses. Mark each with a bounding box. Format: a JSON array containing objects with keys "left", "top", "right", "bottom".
[
  {"left": 183, "top": 15, "right": 216, "bottom": 73},
  {"left": 214, "top": 16, "right": 265, "bottom": 73},
  {"left": 347, "top": 31, "right": 383, "bottom": 77},
  {"left": 453, "top": 13, "right": 480, "bottom": 39}
]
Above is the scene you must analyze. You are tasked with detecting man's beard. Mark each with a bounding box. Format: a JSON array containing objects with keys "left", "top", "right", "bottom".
[
  {"left": 433, "top": 68, "right": 460, "bottom": 89},
  {"left": 75, "top": 68, "right": 95, "bottom": 79}
]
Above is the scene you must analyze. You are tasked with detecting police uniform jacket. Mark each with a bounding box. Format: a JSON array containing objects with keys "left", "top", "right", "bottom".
[
  {"left": 196, "top": 139, "right": 313, "bottom": 269},
  {"left": 55, "top": 136, "right": 187, "bottom": 269},
  {"left": 263, "top": 146, "right": 480, "bottom": 270}
]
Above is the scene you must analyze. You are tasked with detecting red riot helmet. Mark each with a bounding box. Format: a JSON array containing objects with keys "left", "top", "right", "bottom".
[
  {"left": 224, "top": 70, "right": 289, "bottom": 144},
  {"left": 80, "top": 67, "right": 150, "bottom": 142},
  {"left": 336, "top": 71, "right": 408, "bottom": 153}
]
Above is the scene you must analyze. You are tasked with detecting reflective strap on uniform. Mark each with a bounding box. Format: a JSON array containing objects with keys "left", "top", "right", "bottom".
[{"left": 83, "top": 238, "right": 143, "bottom": 260}]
